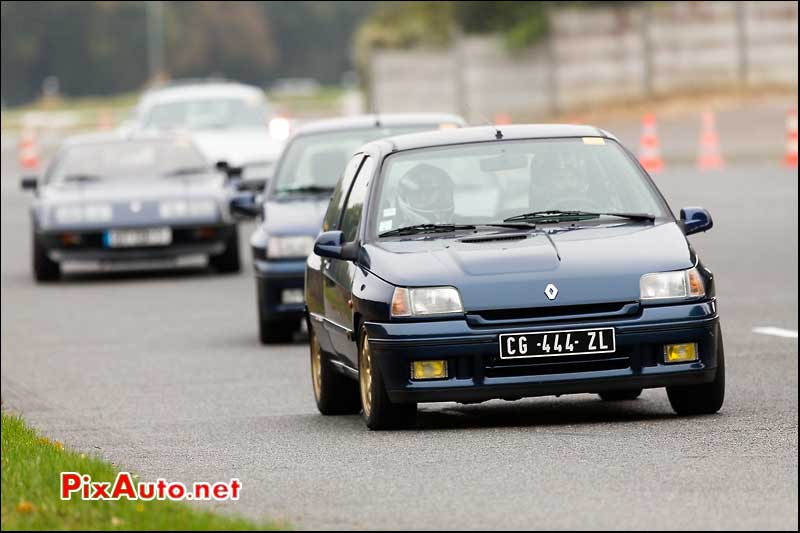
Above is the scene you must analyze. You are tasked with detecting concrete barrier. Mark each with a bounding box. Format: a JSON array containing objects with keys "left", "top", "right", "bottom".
[{"left": 368, "top": 1, "right": 798, "bottom": 123}]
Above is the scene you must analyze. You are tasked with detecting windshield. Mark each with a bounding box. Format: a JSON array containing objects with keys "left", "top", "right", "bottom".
[
  {"left": 144, "top": 97, "right": 269, "bottom": 130},
  {"left": 272, "top": 126, "right": 434, "bottom": 194},
  {"left": 371, "top": 138, "right": 668, "bottom": 237},
  {"left": 47, "top": 139, "right": 208, "bottom": 183}
]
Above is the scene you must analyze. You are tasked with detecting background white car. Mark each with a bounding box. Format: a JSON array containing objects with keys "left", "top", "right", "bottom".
[{"left": 130, "top": 79, "right": 290, "bottom": 190}]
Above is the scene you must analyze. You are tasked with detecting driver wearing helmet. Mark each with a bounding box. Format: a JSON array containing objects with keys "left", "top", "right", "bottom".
[
  {"left": 395, "top": 164, "right": 455, "bottom": 226},
  {"left": 529, "top": 148, "right": 591, "bottom": 210}
]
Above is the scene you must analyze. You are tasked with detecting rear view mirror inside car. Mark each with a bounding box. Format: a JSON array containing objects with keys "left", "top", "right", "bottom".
[{"left": 480, "top": 153, "right": 527, "bottom": 172}]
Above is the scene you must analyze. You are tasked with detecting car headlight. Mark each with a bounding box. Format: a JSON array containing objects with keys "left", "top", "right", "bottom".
[
  {"left": 391, "top": 287, "right": 464, "bottom": 317},
  {"left": 268, "top": 235, "right": 315, "bottom": 258},
  {"left": 159, "top": 199, "right": 217, "bottom": 219},
  {"left": 269, "top": 116, "right": 291, "bottom": 142},
  {"left": 54, "top": 204, "right": 112, "bottom": 224},
  {"left": 640, "top": 267, "right": 705, "bottom": 301}
]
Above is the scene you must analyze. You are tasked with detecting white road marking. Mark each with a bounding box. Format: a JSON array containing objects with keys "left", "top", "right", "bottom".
[{"left": 752, "top": 327, "right": 798, "bottom": 339}]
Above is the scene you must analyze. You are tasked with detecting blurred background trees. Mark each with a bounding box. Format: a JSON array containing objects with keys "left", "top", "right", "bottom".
[
  {"left": 1, "top": 1, "right": 551, "bottom": 106},
  {"left": 1, "top": 1, "right": 371, "bottom": 106}
]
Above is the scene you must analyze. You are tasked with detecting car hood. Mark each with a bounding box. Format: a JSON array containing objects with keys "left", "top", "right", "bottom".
[
  {"left": 363, "top": 221, "right": 694, "bottom": 310},
  {"left": 191, "top": 128, "right": 284, "bottom": 166},
  {"left": 262, "top": 195, "right": 329, "bottom": 236}
]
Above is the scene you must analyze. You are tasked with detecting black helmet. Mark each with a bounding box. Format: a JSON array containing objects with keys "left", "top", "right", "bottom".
[{"left": 396, "top": 164, "right": 455, "bottom": 225}]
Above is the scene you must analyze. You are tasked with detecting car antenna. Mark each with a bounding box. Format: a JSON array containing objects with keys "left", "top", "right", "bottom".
[
  {"left": 374, "top": 108, "right": 381, "bottom": 128},
  {"left": 465, "top": 102, "right": 502, "bottom": 139}
]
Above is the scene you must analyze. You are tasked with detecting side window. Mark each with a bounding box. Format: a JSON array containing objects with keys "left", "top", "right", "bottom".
[
  {"left": 340, "top": 157, "right": 375, "bottom": 243},
  {"left": 321, "top": 154, "right": 365, "bottom": 232}
]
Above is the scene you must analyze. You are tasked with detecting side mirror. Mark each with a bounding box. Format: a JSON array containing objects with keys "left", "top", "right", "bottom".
[
  {"left": 313, "top": 230, "right": 359, "bottom": 261},
  {"left": 216, "top": 160, "right": 243, "bottom": 181},
  {"left": 680, "top": 207, "right": 713, "bottom": 236},
  {"left": 230, "top": 191, "right": 262, "bottom": 218},
  {"left": 20, "top": 176, "right": 38, "bottom": 191},
  {"left": 236, "top": 177, "right": 268, "bottom": 192}
]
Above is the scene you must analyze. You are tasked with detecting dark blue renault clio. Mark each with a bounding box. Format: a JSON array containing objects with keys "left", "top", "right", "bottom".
[
  {"left": 305, "top": 125, "right": 724, "bottom": 430},
  {"left": 234, "top": 114, "right": 465, "bottom": 343}
]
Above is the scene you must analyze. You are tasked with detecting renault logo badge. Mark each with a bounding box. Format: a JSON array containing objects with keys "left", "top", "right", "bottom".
[{"left": 544, "top": 283, "right": 559, "bottom": 301}]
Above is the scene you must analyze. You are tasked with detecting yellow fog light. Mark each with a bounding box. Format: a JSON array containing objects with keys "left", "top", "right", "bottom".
[
  {"left": 411, "top": 360, "right": 448, "bottom": 380},
  {"left": 664, "top": 343, "right": 698, "bottom": 363}
]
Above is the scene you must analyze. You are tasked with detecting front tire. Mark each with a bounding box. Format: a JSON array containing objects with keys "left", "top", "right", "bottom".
[
  {"left": 598, "top": 389, "right": 642, "bottom": 401},
  {"left": 667, "top": 333, "right": 725, "bottom": 415},
  {"left": 33, "top": 233, "right": 60, "bottom": 282},
  {"left": 358, "top": 326, "right": 417, "bottom": 430},
  {"left": 310, "top": 324, "right": 360, "bottom": 415},
  {"left": 210, "top": 226, "right": 240, "bottom": 273}
]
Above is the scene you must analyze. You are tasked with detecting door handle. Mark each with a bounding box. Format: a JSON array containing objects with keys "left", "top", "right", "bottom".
[{"left": 322, "top": 260, "right": 335, "bottom": 287}]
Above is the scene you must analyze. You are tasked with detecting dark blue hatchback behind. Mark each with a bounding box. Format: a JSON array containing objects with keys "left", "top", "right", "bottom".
[{"left": 237, "top": 113, "right": 466, "bottom": 343}]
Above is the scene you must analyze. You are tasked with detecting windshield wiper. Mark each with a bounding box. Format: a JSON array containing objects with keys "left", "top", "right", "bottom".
[
  {"left": 277, "top": 185, "right": 335, "bottom": 194},
  {"left": 481, "top": 222, "right": 538, "bottom": 229},
  {"left": 61, "top": 174, "right": 104, "bottom": 183},
  {"left": 379, "top": 223, "right": 476, "bottom": 238},
  {"left": 163, "top": 166, "right": 210, "bottom": 177},
  {"left": 504, "top": 210, "right": 655, "bottom": 223}
]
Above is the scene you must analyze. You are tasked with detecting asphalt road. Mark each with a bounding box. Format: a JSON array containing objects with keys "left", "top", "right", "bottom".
[{"left": 1, "top": 143, "right": 798, "bottom": 529}]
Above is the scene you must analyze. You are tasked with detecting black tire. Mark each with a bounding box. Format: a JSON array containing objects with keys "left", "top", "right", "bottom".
[
  {"left": 310, "top": 324, "right": 360, "bottom": 415},
  {"left": 33, "top": 234, "right": 60, "bottom": 282},
  {"left": 667, "top": 333, "right": 725, "bottom": 416},
  {"left": 210, "top": 226, "right": 240, "bottom": 273},
  {"left": 258, "top": 316, "right": 296, "bottom": 344},
  {"left": 598, "top": 389, "right": 643, "bottom": 401},
  {"left": 358, "top": 326, "right": 417, "bottom": 430}
]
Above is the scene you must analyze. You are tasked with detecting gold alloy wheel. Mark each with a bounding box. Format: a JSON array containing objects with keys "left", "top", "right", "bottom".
[
  {"left": 310, "top": 329, "right": 322, "bottom": 402},
  {"left": 359, "top": 332, "right": 373, "bottom": 418}
]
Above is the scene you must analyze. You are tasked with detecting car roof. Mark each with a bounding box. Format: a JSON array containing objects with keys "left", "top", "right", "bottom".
[
  {"left": 59, "top": 130, "right": 195, "bottom": 148},
  {"left": 361, "top": 124, "right": 618, "bottom": 157},
  {"left": 291, "top": 113, "right": 467, "bottom": 137},
  {"left": 137, "top": 81, "right": 265, "bottom": 107}
]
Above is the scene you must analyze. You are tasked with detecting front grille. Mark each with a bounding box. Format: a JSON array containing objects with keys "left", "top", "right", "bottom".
[
  {"left": 49, "top": 226, "right": 225, "bottom": 250},
  {"left": 485, "top": 353, "right": 630, "bottom": 378},
  {"left": 469, "top": 301, "right": 636, "bottom": 325}
]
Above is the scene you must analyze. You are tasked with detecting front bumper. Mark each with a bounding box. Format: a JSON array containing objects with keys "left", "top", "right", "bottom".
[
  {"left": 253, "top": 258, "right": 305, "bottom": 321},
  {"left": 364, "top": 301, "right": 721, "bottom": 404},
  {"left": 38, "top": 224, "right": 235, "bottom": 262}
]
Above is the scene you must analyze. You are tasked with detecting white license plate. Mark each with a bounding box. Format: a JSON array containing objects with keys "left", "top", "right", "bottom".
[
  {"left": 281, "top": 289, "right": 304, "bottom": 304},
  {"left": 499, "top": 327, "right": 616, "bottom": 359},
  {"left": 104, "top": 227, "right": 172, "bottom": 248}
]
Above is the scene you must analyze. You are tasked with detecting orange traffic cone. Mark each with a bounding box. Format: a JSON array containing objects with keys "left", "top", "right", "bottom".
[
  {"left": 19, "top": 128, "right": 40, "bottom": 171},
  {"left": 697, "top": 111, "right": 724, "bottom": 170},
  {"left": 784, "top": 108, "right": 798, "bottom": 168},
  {"left": 638, "top": 113, "right": 664, "bottom": 173},
  {"left": 98, "top": 108, "right": 114, "bottom": 130},
  {"left": 493, "top": 113, "right": 512, "bottom": 125}
]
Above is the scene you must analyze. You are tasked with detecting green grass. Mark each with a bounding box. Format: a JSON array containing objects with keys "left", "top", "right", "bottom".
[
  {"left": 9, "top": 92, "right": 140, "bottom": 113},
  {"left": 1, "top": 413, "right": 286, "bottom": 531},
  {"left": 1, "top": 85, "right": 347, "bottom": 132},
  {"left": 1, "top": 92, "right": 139, "bottom": 132}
]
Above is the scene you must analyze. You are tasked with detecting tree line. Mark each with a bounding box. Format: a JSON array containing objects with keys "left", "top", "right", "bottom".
[
  {"left": 1, "top": 1, "right": 371, "bottom": 106},
  {"left": 2, "top": 1, "right": 560, "bottom": 107}
]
